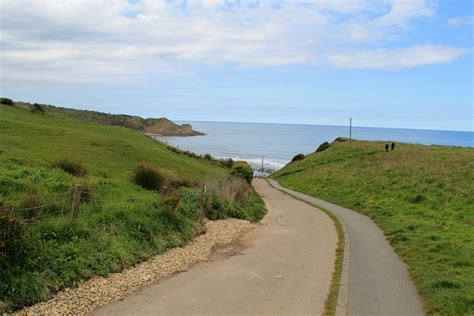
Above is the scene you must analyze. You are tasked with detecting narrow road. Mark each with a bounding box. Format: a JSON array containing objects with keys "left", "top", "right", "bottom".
[
  {"left": 93, "top": 179, "right": 338, "bottom": 316},
  {"left": 267, "top": 179, "right": 424, "bottom": 316}
]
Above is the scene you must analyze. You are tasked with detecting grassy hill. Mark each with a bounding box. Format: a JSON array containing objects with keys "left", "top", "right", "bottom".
[
  {"left": 272, "top": 139, "right": 474, "bottom": 315},
  {"left": 2, "top": 98, "right": 204, "bottom": 136},
  {"left": 0, "top": 104, "right": 265, "bottom": 311}
]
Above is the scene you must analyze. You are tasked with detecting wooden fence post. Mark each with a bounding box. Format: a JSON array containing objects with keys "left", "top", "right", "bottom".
[{"left": 71, "top": 184, "right": 82, "bottom": 221}]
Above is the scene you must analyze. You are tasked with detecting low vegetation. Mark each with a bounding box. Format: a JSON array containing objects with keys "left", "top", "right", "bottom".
[
  {"left": 291, "top": 153, "right": 305, "bottom": 163},
  {"left": 0, "top": 104, "right": 265, "bottom": 312},
  {"left": 230, "top": 162, "right": 254, "bottom": 184},
  {"left": 272, "top": 140, "right": 474, "bottom": 315}
]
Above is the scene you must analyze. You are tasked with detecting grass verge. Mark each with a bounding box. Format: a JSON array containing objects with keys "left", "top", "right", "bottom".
[{"left": 272, "top": 139, "right": 474, "bottom": 315}]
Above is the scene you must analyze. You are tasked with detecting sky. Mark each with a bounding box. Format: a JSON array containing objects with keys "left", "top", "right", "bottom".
[{"left": 0, "top": 0, "right": 473, "bottom": 131}]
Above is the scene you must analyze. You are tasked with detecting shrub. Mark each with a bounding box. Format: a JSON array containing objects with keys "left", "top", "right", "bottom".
[
  {"left": 231, "top": 163, "right": 253, "bottom": 184},
  {"left": 157, "top": 191, "right": 181, "bottom": 211},
  {"left": 334, "top": 137, "right": 349, "bottom": 142},
  {"left": 203, "top": 176, "right": 252, "bottom": 204},
  {"left": 204, "top": 153, "right": 213, "bottom": 160},
  {"left": 76, "top": 178, "right": 96, "bottom": 203},
  {"left": 291, "top": 153, "right": 305, "bottom": 162},
  {"left": 0, "top": 98, "right": 14, "bottom": 106},
  {"left": 316, "top": 141, "right": 331, "bottom": 152},
  {"left": 18, "top": 191, "right": 46, "bottom": 219},
  {"left": 0, "top": 203, "right": 24, "bottom": 263},
  {"left": 221, "top": 158, "right": 234, "bottom": 168},
  {"left": 52, "top": 159, "right": 88, "bottom": 177},
  {"left": 132, "top": 164, "right": 166, "bottom": 191},
  {"left": 31, "top": 103, "right": 45, "bottom": 114}
]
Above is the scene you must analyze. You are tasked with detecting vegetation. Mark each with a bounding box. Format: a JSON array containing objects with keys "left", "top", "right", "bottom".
[
  {"left": 132, "top": 165, "right": 166, "bottom": 191},
  {"left": 272, "top": 140, "right": 474, "bottom": 315},
  {"left": 231, "top": 162, "right": 253, "bottom": 184},
  {"left": 5, "top": 98, "right": 202, "bottom": 136},
  {"left": 0, "top": 104, "right": 265, "bottom": 312},
  {"left": 291, "top": 153, "right": 305, "bottom": 163},
  {"left": 52, "top": 159, "right": 88, "bottom": 177},
  {"left": 316, "top": 141, "right": 331, "bottom": 152}
]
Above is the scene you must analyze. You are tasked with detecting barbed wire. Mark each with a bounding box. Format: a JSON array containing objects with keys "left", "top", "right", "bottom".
[{"left": 12, "top": 197, "right": 71, "bottom": 212}]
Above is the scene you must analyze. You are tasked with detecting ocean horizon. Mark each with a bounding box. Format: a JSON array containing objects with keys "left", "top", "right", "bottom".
[{"left": 155, "top": 121, "right": 473, "bottom": 171}]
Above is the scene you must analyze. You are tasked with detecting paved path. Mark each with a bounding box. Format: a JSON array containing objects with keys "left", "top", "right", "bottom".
[
  {"left": 267, "top": 179, "right": 424, "bottom": 316},
  {"left": 93, "top": 179, "right": 338, "bottom": 316}
]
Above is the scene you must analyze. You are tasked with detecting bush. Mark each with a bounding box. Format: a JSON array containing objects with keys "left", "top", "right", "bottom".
[
  {"left": 221, "top": 158, "right": 234, "bottom": 168},
  {"left": 0, "top": 203, "right": 24, "bottom": 263},
  {"left": 52, "top": 159, "right": 88, "bottom": 177},
  {"left": 157, "top": 191, "right": 181, "bottom": 211},
  {"left": 334, "top": 137, "right": 349, "bottom": 142},
  {"left": 204, "top": 153, "right": 213, "bottom": 160},
  {"left": 291, "top": 153, "right": 305, "bottom": 162},
  {"left": 76, "top": 178, "right": 96, "bottom": 203},
  {"left": 132, "top": 164, "right": 166, "bottom": 191},
  {"left": 0, "top": 98, "right": 14, "bottom": 106},
  {"left": 18, "top": 192, "right": 46, "bottom": 219},
  {"left": 316, "top": 141, "right": 331, "bottom": 152},
  {"left": 31, "top": 103, "right": 45, "bottom": 114},
  {"left": 231, "top": 163, "right": 253, "bottom": 184}
]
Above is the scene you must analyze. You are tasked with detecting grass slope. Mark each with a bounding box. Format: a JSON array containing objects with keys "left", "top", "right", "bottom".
[
  {"left": 0, "top": 104, "right": 265, "bottom": 311},
  {"left": 272, "top": 140, "right": 474, "bottom": 316}
]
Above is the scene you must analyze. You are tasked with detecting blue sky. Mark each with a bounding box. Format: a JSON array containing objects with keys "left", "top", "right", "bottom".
[{"left": 0, "top": 0, "right": 472, "bottom": 131}]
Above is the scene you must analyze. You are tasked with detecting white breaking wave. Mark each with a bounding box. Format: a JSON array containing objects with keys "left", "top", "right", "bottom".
[{"left": 215, "top": 155, "right": 288, "bottom": 172}]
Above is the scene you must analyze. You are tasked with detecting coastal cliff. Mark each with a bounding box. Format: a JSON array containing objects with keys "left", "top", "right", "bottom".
[{"left": 1, "top": 98, "right": 204, "bottom": 137}]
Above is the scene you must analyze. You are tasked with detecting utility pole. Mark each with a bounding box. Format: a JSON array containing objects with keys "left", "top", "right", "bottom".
[{"left": 349, "top": 117, "right": 352, "bottom": 140}]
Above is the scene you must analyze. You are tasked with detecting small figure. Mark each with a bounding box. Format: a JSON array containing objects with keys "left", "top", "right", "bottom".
[
  {"left": 391, "top": 142, "right": 395, "bottom": 151},
  {"left": 385, "top": 144, "right": 389, "bottom": 152}
]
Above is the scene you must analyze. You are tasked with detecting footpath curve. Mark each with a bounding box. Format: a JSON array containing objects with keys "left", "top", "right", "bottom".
[
  {"left": 93, "top": 179, "right": 338, "bottom": 315},
  {"left": 267, "top": 179, "right": 424, "bottom": 316}
]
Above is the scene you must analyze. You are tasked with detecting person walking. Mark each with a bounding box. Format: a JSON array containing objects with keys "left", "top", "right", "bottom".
[
  {"left": 385, "top": 144, "right": 389, "bottom": 152},
  {"left": 391, "top": 142, "right": 395, "bottom": 151}
]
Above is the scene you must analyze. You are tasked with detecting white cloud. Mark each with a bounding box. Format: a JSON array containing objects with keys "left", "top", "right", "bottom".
[
  {"left": 447, "top": 15, "right": 474, "bottom": 27},
  {"left": 0, "top": 0, "right": 468, "bottom": 84},
  {"left": 329, "top": 45, "right": 467, "bottom": 69}
]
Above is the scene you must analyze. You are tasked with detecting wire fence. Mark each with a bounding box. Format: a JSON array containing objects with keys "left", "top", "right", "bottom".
[{"left": 3, "top": 184, "right": 173, "bottom": 224}]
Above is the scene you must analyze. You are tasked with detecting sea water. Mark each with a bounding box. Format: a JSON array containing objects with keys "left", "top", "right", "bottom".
[{"left": 155, "top": 121, "right": 473, "bottom": 171}]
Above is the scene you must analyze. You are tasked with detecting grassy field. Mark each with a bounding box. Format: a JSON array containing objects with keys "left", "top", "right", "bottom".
[
  {"left": 272, "top": 139, "right": 474, "bottom": 316},
  {"left": 0, "top": 104, "right": 265, "bottom": 312}
]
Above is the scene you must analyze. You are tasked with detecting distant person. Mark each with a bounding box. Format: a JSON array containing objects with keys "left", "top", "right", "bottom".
[
  {"left": 385, "top": 144, "right": 389, "bottom": 152},
  {"left": 391, "top": 142, "right": 395, "bottom": 151}
]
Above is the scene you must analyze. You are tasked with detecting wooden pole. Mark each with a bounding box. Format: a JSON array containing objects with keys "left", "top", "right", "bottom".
[{"left": 71, "top": 184, "right": 82, "bottom": 221}]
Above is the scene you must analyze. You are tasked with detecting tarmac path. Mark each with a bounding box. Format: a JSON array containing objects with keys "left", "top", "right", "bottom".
[{"left": 94, "top": 179, "right": 338, "bottom": 316}]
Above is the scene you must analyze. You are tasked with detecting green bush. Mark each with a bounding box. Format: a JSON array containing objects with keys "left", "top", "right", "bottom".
[
  {"left": 0, "top": 98, "right": 14, "bottom": 106},
  {"left": 31, "top": 103, "right": 45, "bottom": 114},
  {"left": 231, "top": 163, "right": 253, "bottom": 184},
  {"left": 291, "top": 153, "right": 305, "bottom": 162},
  {"left": 132, "top": 165, "right": 166, "bottom": 191},
  {"left": 52, "top": 159, "right": 88, "bottom": 177},
  {"left": 221, "top": 158, "right": 234, "bottom": 168},
  {"left": 334, "top": 137, "right": 349, "bottom": 142},
  {"left": 316, "top": 141, "right": 331, "bottom": 152},
  {"left": 0, "top": 203, "right": 24, "bottom": 263}
]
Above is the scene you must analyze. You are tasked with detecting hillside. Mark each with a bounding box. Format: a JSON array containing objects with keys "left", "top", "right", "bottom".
[
  {"left": 2, "top": 98, "right": 204, "bottom": 136},
  {"left": 272, "top": 139, "right": 474, "bottom": 315},
  {"left": 0, "top": 104, "right": 265, "bottom": 312}
]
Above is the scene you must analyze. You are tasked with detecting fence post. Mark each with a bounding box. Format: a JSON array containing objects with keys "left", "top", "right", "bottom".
[{"left": 71, "top": 184, "right": 82, "bottom": 221}]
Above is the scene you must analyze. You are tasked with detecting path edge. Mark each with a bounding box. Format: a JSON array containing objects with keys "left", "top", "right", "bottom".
[{"left": 266, "top": 179, "right": 350, "bottom": 316}]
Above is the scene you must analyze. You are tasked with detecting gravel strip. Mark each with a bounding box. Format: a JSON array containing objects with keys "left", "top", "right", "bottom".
[{"left": 16, "top": 219, "right": 254, "bottom": 316}]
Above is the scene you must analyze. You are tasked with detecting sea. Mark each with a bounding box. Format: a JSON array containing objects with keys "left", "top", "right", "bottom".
[{"left": 154, "top": 121, "right": 473, "bottom": 172}]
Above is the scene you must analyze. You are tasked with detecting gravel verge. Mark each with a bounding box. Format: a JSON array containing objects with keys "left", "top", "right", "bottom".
[{"left": 16, "top": 219, "right": 254, "bottom": 315}]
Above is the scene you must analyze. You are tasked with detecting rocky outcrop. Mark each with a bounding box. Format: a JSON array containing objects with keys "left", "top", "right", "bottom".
[{"left": 143, "top": 118, "right": 205, "bottom": 136}]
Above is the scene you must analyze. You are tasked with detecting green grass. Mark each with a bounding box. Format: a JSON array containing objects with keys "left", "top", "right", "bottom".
[
  {"left": 0, "top": 104, "right": 265, "bottom": 312},
  {"left": 272, "top": 140, "right": 474, "bottom": 316}
]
